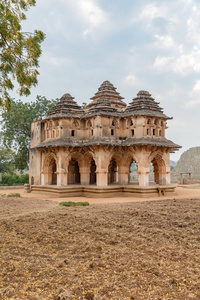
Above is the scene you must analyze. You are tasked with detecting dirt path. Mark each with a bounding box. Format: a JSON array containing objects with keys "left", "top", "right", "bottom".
[
  {"left": 0, "top": 187, "right": 200, "bottom": 299},
  {"left": 1, "top": 184, "right": 200, "bottom": 206}
]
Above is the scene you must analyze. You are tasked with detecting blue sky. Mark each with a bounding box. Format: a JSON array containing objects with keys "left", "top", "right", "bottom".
[{"left": 13, "top": 0, "right": 200, "bottom": 161}]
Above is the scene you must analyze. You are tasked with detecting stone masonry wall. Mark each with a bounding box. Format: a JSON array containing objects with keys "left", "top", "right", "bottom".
[{"left": 171, "top": 146, "right": 200, "bottom": 183}]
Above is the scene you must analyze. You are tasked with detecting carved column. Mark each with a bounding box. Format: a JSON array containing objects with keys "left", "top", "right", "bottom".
[
  {"left": 79, "top": 166, "right": 90, "bottom": 185},
  {"left": 96, "top": 169, "right": 108, "bottom": 186},
  {"left": 94, "top": 146, "right": 112, "bottom": 187},
  {"left": 162, "top": 151, "right": 171, "bottom": 185},
  {"left": 135, "top": 147, "right": 151, "bottom": 187},
  {"left": 118, "top": 165, "right": 129, "bottom": 185},
  {"left": 138, "top": 170, "right": 150, "bottom": 186},
  {"left": 56, "top": 149, "right": 69, "bottom": 186},
  {"left": 57, "top": 168, "right": 67, "bottom": 186}
]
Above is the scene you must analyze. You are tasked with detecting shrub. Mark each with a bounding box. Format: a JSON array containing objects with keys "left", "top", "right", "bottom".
[
  {"left": 0, "top": 173, "right": 29, "bottom": 186},
  {"left": 0, "top": 193, "right": 21, "bottom": 197},
  {"left": 7, "top": 193, "right": 21, "bottom": 197},
  {"left": 59, "top": 201, "right": 89, "bottom": 207}
]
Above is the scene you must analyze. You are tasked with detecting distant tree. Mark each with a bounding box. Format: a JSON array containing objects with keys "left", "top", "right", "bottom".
[
  {"left": 1, "top": 96, "right": 57, "bottom": 171},
  {"left": 0, "top": 146, "right": 16, "bottom": 174},
  {"left": 0, "top": 0, "right": 45, "bottom": 109},
  {"left": 82, "top": 102, "right": 87, "bottom": 109}
]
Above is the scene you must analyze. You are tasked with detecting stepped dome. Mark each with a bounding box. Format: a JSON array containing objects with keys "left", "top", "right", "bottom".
[
  {"left": 87, "top": 80, "right": 127, "bottom": 113},
  {"left": 125, "top": 90, "right": 170, "bottom": 119},
  {"left": 47, "top": 93, "right": 84, "bottom": 118}
]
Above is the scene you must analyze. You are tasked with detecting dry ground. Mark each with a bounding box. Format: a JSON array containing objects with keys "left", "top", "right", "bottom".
[{"left": 0, "top": 193, "right": 200, "bottom": 299}]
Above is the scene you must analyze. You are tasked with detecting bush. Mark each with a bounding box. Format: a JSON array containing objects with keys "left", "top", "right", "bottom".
[
  {"left": 0, "top": 173, "right": 29, "bottom": 186},
  {"left": 0, "top": 193, "right": 21, "bottom": 197},
  {"left": 7, "top": 193, "right": 21, "bottom": 197},
  {"left": 59, "top": 201, "right": 89, "bottom": 207}
]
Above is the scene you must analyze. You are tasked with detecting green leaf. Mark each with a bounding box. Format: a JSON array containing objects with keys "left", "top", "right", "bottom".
[{"left": 0, "top": 0, "right": 45, "bottom": 109}]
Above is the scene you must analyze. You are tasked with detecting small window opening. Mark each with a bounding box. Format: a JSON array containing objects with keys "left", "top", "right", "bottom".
[
  {"left": 132, "top": 129, "right": 134, "bottom": 136},
  {"left": 153, "top": 129, "right": 156, "bottom": 136},
  {"left": 111, "top": 129, "right": 114, "bottom": 136},
  {"left": 131, "top": 120, "right": 133, "bottom": 126},
  {"left": 112, "top": 120, "right": 115, "bottom": 126},
  {"left": 159, "top": 130, "right": 162, "bottom": 136},
  {"left": 71, "top": 130, "right": 75, "bottom": 136},
  {"left": 154, "top": 119, "right": 158, "bottom": 125},
  {"left": 147, "top": 129, "right": 149, "bottom": 135},
  {"left": 147, "top": 119, "right": 150, "bottom": 125},
  {"left": 91, "top": 129, "right": 93, "bottom": 136}
]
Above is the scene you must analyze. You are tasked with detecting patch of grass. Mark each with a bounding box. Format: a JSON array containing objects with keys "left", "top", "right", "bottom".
[
  {"left": 0, "top": 193, "right": 21, "bottom": 197},
  {"left": 7, "top": 193, "right": 21, "bottom": 197},
  {"left": 59, "top": 201, "right": 89, "bottom": 207}
]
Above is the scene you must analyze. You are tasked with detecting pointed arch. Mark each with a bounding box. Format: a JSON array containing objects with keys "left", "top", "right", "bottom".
[
  {"left": 43, "top": 152, "right": 58, "bottom": 185},
  {"left": 151, "top": 152, "right": 167, "bottom": 185}
]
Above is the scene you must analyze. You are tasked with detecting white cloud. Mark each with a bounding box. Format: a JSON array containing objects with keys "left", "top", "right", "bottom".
[
  {"left": 154, "top": 34, "right": 176, "bottom": 49},
  {"left": 64, "top": 0, "right": 108, "bottom": 38},
  {"left": 139, "top": 3, "right": 167, "bottom": 20},
  {"left": 184, "top": 80, "right": 200, "bottom": 108},
  {"left": 153, "top": 48, "right": 200, "bottom": 75},
  {"left": 185, "top": 99, "right": 200, "bottom": 108},
  {"left": 186, "top": 10, "right": 200, "bottom": 46},
  {"left": 192, "top": 80, "right": 200, "bottom": 92},
  {"left": 153, "top": 56, "right": 174, "bottom": 70},
  {"left": 123, "top": 74, "right": 141, "bottom": 87},
  {"left": 173, "top": 49, "right": 200, "bottom": 75},
  {"left": 43, "top": 52, "right": 72, "bottom": 67}
]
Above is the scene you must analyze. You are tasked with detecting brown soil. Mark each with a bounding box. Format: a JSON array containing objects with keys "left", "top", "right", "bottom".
[{"left": 0, "top": 193, "right": 200, "bottom": 299}]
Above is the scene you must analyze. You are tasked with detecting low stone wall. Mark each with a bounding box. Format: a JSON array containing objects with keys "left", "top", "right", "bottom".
[{"left": 31, "top": 184, "right": 177, "bottom": 198}]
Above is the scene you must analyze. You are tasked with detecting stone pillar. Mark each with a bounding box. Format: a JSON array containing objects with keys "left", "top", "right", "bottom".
[
  {"left": 158, "top": 173, "right": 166, "bottom": 185},
  {"left": 57, "top": 168, "right": 67, "bottom": 186},
  {"left": 96, "top": 169, "right": 108, "bottom": 186},
  {"left": 42, "top": 171, "right": 51, "bottom": 185},
  {"left": 135, "top": 148, "right": 151, "bottom": 187},
  {"left": 118, "top": 166, "right": 129, "bottom": 185},
  {"left": 94, "top": 146, "right": 112, "bottom": 187},
  {"left": 56, "top": 149, "right": 69, "bottom": 186},
  {"left": 79, "top": 166, "right": 90, "bottom": 185},
  {"left": 41, "top": 172, "right": 45, "bottom": 185},
  {"left": 166, "top": 171, "right": 171, "bottom": 185},
  {"left": 138, "top": 171, "right": 149, "bottom": 186},
  {"left": 162, "top": 151, "right": 171, "bottom": 185}
]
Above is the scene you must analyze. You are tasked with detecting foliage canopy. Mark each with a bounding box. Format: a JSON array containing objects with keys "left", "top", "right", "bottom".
[
  {"left": 1, "top": 96, "right": 57, "bottom": 171},
  {"left": 0, "top": 0, "right": 45, "bottom": 108},
  {"left": 0, "top": 146, "right": 16, "bottom": 174}
]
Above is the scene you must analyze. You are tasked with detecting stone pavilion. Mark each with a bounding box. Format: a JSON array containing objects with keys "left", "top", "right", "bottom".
[{"left": 29, "top": 80, "right": 180, "bottom": 197}]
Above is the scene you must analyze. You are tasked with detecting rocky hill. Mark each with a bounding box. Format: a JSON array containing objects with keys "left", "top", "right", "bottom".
[{"left": 171, "top": 146, "right": 200, "bottom": 183}]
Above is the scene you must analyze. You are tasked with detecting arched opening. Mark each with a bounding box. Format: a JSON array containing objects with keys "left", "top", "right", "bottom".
[
  {"left": 48, "top": 158, "right": 57, "bottom": 185},
  {"left": 68, "top": 159, "right": 80, "bottom": 184},
  {"left": 108, "top": 159, "right": 118, "bottom": 184},
  {"left": 52, "top": 160, "right": 57, "bottom": 185},
  {"left": 43, "top": 154, "right": 58, "bottom": 186},
  {"left": 129, "top": 160, "right": 139, "bottom": 185},
  {"left": 150, "top": 157, "right": 166, "bottom": 185},
  {"left": 149, "top": 162, "right": 155, "bottom": 184},
  {"left": 90, "top": 159, "right": 96, "bottom": 184}
]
